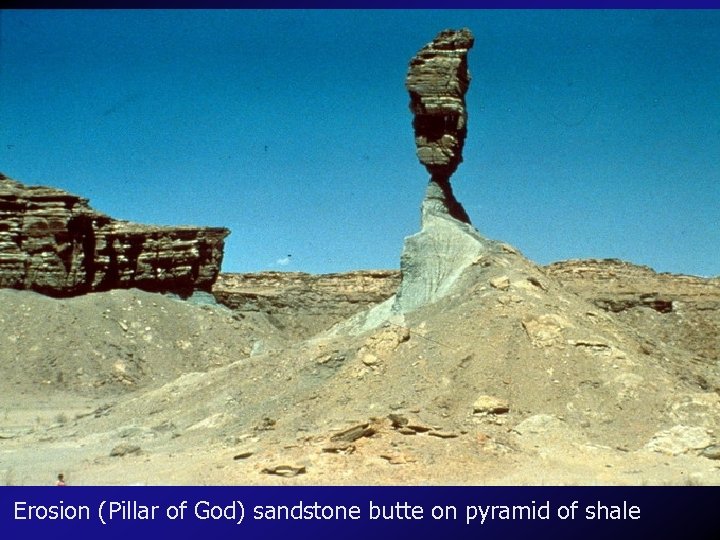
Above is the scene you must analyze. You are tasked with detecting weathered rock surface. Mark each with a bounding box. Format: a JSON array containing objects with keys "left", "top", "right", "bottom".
[
  {"left": 0, "top": 174, "right": 228, "bottom": 296},
  {"left": 213, "top": 270, "right": 400, "bottom": 341},
  {"left": 393, "top": 202, "right": 493, "bottom": 313},
  {"left": 645, "top": 425, "right": 713, "bottom": 456},
  {"left": 406, "top": 28, "right": 474, "bottom": 181},
  {"left": 546, "top": 259, "right": 720, "bottom": 367},
  {"left": 406, "top": 28, "right": 475, "bottom": 224},
  {"left": 386, "top": 28, "right": 493, "bottom": 315},
  {"left": 329, "top": 29, "right": 489, "bottom": 334}
]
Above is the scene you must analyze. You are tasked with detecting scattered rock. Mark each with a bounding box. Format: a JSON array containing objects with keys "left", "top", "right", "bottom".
[
  {"left": 109, "top": 443, "right": 142, "bottom": 457},
  {"left": 330, "top": 423, "right": 377, "bottom": 443},
  {"left": 316, "top": 351, "right": 347, "bottom": 367},
  {"left": 380, "top": 453, "right": 417, "bottom": 465},
  {"left": 322, "top": 441, "right": 355, "bottom": 454},
  {"left": 645, "top": 426, "right": 713, "bottom": 455},
  {"left": 232, "top": 451, "right": 254, "bottom": 460},
  {"left": 255, "top": 417, "right": 276, "bottom": 431},
  {"left": 388, "top": 414, "right": 409, "bottom": 429},
  {"left": 513, "top": 414, "right": 566, "bottom": 436},
  {"left": 522, "top": 314, "right": 570, "bottom": 347},
  {"left": 490, "top": 276, "right": 510, "bottom": 290},
  {"left": 362, "top": 353, "right": 380, "bottom": 366},
  {"left": 473, "top": 395, "right": 509, "bottom": 415},
  {"left": 700, "top": 445, "right": 720, "bottom": 460},
  {"left": 475, "top": 432, "right": 491, "bottom": 446},
  {"left": 526, "top": 276, "right": 546, "bottom": 290},
  {"left": 261, "top": 465, "right": 306, "bottom": 478},
  {"left": 406, "top": 423, "right": 433, "bottom": 433},
  {"left": 428, "top": 430, "right": 460, "bottom": 439}
]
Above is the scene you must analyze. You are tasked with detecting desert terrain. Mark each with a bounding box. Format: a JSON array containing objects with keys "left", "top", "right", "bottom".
[
  {"left": 1, "top": 28, "right": 718, "bottom": 486},
  {"left": 1, "top": 255, "right": 719, "bottom": 486}
]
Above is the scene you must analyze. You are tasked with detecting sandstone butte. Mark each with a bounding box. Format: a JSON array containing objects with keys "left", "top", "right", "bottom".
[
  {"left": 406, "top": 27, "right": 474, "bottom": 224},
  {"left": 0, "top": 172, "right": 229, "bottom": 297}
]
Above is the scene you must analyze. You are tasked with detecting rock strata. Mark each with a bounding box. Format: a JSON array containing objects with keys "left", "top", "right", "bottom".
[
  {"left": 406, "top": 28, "right": 474, "bottom": 181},
  {"left": 213, "top": 270, "right": 400, "bottom": 340},
  {"left": 546, "top": 259, "right": 720, "bottom": 366},
  {"left": 0, "top": 173, "right": 228, "bottom": 296},
  {"left": 333, "top": 28, "right": 488, "bottom": 333},
  {"left": 406, "top": 28, "right": 474, "bottom": 223},
  {"left": 391, "top": 28, "right": 492, "bottom": 314}
]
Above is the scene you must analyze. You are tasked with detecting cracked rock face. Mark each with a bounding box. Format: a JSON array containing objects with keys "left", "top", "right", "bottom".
[
  {"left": 0, "top": 173, "right": 229, "bottom": 296},
  {"left": 406, "top": 28, "right": 474, "bottom": 183}
]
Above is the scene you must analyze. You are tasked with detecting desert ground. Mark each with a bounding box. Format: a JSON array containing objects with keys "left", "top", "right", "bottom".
[{"left": 2, "top": 254, "right": 719, "bottom": 486}]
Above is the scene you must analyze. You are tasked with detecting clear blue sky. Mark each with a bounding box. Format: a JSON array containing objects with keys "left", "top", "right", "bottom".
[{"left": 1, "top": 10, "right": 718, "bottom": 276}]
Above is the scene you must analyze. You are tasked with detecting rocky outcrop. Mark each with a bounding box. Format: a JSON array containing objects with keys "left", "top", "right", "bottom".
[
  {"left": 406, "top": 28, "right": 474, "bottom": 223},
  {"left": 327, "top": 29, "right": 489, "bottom": 335},
  {"left": 391, "top": 28, "right": 494, "bottom": 315},
  {"left": 546, "top": 259, "right": 720, "bottom": 366},
  {"left": 0, "top": 173, "right": 228, "bottom": 296},
  {"left": 213, "top": 271, "right": 400, "bottom": 341},
  {"left": 406, "top": 28, "right": 473, "bottom": 181},
  {"left": 546, "top": 259, "right": 720, "bottom": 312}
]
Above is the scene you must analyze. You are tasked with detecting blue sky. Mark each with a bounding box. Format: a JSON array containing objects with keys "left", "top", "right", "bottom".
[{"left": 1, "top": 10, "right": 718, "bottom": 276}]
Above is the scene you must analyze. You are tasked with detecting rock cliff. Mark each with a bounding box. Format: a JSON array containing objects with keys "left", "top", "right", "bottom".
[
  {"left": 213, "top": 271, "right": 400, "bottom": 341},
  {"left": 546, "top": 259, "right": 720, "bottom": 367},
  {"left": 0, "top": 173, "right": 228, "bottom": 296}
]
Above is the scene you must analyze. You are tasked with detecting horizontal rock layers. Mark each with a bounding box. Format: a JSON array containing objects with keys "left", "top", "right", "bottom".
[
  {"left": 391, "top": 28, "right": 491, "bottom": 315},
  {"left": 213, "top": 270, "right": 400, "bottom": 341},
  {"left": 406, "top": 28, "right": 474, "bottom": 181},
  {"left": 546, "top": 258, "right": 720, "bottom": 366},
  {"left": 406, "top": 27, "right": 475, "bottom": 224},
  {"left": 0, "top": 173, "right": 229, "bottom": 296},
  {"left": 333, "top": 29, "right": 486, "bottom": 335}
]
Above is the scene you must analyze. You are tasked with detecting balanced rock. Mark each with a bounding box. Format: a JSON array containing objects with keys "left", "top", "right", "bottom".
[
  {"left": 393, "top": 28, "right": 493, "bottom": 313},
  {"left": 327, "top": 28, "right": 492, "bottom": 330},
  {"left": 406, "top": 28, "right": 474, "bottom": 224},
  {"left": 0, "top": 173, "right": 228, "bottom": 296},
  {"left": 406, "top": 28, "right": 474, "bottom": 181}
]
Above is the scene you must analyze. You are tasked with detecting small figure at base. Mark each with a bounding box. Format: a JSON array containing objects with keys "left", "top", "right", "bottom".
[{"left": 56, "top": 473, "right": 66, "bottom": 486}]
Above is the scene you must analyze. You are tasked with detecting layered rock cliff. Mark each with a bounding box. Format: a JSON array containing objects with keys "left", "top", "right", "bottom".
[
  {"left": 213, "top": 271, "right": 400, "bottom": 342},
  {"left": 0, "top": 173, "right": 228, "bottom": 296},
  {"left": 546, "top": 259, "right": 720, "bottom": 367}
]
